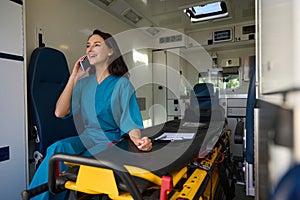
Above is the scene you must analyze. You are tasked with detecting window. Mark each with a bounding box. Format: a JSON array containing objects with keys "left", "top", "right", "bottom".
[
  {"left": 184, "top": 1, "right": 228, "bottom": 22},
  {"left": 223, "top": 74, "right": 240, "bottom": 89},
  {"left": 198, "top": 70, "right": 223, "bottom": 88},
  {"left": 198, "top": 69, "right": 240, "bottom": 90}
]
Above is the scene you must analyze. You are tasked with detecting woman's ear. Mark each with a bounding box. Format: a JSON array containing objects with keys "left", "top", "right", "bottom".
[{"left": 108, "top": 49, "right": 113, "bottom": 57}]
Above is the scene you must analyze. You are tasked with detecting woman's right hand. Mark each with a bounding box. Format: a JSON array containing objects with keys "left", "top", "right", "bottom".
[
  {"left": 71, "top": 56, "right": 91, "bottom": 84},
  {"left": 55, "top": 56, "right": 90, "bottom": 118}
]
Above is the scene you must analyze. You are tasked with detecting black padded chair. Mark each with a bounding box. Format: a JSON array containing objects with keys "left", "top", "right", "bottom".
[
  {"left": 28, "top": 47, "right": 78, "bottom": 165},
  {"left": 184, "top": 83, "right": 220, "bottom": 122},
  {"left": 190, "top": 83, "right": 215, "bottom": 110}
]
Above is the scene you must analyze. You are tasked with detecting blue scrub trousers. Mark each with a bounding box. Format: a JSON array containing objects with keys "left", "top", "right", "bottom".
[{"left": 28, "top": 133, "right": 109, "bottom": 200}]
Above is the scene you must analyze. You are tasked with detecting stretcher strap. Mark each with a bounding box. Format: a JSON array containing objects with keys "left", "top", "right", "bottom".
[{"left": 160, "top": 176, "right": 173, "bottom": 200}]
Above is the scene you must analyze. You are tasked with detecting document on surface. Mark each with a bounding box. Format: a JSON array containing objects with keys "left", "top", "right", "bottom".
[
  {"left": 182, "top": 122, "right": 207, "bottom": 128},
  {"left": 155, "top": 132, "right": 196, "bottom": 141}
]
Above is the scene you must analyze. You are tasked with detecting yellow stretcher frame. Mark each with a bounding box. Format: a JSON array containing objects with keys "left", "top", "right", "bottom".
[{"left": 47, "top": 130, "right": 231, "bottom": 200}]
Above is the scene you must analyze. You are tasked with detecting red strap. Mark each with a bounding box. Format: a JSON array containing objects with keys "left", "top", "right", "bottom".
[
  {"left": 107, "top": 140, "right": 119, "bottom": 148},
  {"left": 55, "top": 161, "right": 60, "bottom": 177},
  {"left": 160, "top": 176, "right": 173, "bottom": 200},
  {"left": 215, "top": 152, "right": 225, "bottom": 165}
]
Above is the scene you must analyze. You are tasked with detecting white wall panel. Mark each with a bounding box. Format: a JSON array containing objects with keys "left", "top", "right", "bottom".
[
  {"left": 0, "top": 1, "right": 23, "bottom": 56},
  {"left": 25, "top": 0, "right": 131, "bottom": 70}
]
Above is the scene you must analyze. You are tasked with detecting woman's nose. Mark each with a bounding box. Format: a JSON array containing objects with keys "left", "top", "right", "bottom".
[{"left": 87, "top": 45, "right": 93, "bottom": 52}]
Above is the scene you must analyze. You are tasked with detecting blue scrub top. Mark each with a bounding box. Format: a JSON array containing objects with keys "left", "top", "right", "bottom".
[{"left": 71, "top": 74, "right": 144, "bottom": 143}]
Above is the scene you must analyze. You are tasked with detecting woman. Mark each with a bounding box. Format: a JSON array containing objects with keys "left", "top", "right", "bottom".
[{"left": 29, "top": 29, "right": 152, "bottom": 199}]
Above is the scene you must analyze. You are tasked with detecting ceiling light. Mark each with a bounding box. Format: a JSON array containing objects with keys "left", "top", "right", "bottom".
[
  {"left": 97, "top": 0, "right": 114, "bottom": 6},
  {"left": 123, "top": 9, "right": 142, "bottom": 24},
  {"left": 145, "top": 27, "right": 160, "bottom": 36}
]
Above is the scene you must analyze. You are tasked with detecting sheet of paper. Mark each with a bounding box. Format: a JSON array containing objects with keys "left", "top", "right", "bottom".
[
  {"left": 155, "top": 132, "right": 195, "bottom": 141},
  {"left": 182, "top": 122, "right": 207, "bottom": 128}
]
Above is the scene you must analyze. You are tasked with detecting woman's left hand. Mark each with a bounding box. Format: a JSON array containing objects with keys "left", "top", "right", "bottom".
[
  {"left": 136, "top": 137, "right": 152, "bottom": 152},
  {"left": 128, "top": 129, "right": 152, "bottom": 151}
]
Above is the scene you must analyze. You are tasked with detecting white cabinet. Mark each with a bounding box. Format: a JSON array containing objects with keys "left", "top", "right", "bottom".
[
  {"left": 152, "top": 49, "right": 183, "bottom": 125},
  {"left": 258, "top": 0, "right": 300, "bottom": 199},
  {"left": 260, "top": 0, "right": 298, "bottom": 93},
  {"left": 0, "top": 58, "right": 27, "bottom": 197},
  {"left": 152, "top": 50, "right": 167, "bottom": 125},
  {"left": 226, "top": 97, "right": 247, "bottom": 157},
  {"left": 0, "top": 0, "right": 27, "bottom": 199},
  {"left": 0, "top": 1, "right": 23, "bottom": 56},
  {"left": 227, "top": 98, "right": 247, "bottom": 118}
]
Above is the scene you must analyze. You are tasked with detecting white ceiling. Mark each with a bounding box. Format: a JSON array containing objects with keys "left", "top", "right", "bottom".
[
  {"left": 88, "top": 0, "right": 255, "bottom": 32},
  {"left": 123, "top": 0, "right": 255, "bottom": 31}
]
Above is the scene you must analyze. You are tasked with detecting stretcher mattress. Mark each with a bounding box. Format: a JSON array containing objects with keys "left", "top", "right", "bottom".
[
  {"left": 91, "top": 119, "right": 226, "bottom": 175},
  {"left": 47, "top": 118, "right": 227, "bottom": 198}
]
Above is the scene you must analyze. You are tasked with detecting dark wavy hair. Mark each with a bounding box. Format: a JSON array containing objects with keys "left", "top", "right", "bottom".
[{"left": 88, "top": 29, "right": 129, "bottom": 77}]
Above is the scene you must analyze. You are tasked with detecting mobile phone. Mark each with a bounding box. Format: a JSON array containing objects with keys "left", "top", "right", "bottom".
[{"left": 80, "top": 56, "right": 90, "bottom": 71}]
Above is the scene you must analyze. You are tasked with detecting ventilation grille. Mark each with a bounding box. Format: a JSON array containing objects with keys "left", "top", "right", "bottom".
[{"left": 159, "top": 34, "right": 183, "bottom": 44}]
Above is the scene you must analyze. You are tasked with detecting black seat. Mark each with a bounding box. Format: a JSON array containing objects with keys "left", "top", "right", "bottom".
[
  {"left": 184, "top": 83, "right": 220, "bottom": 122},
  {"left": 28, "top": 47, "right": 78, "bottom": 165}
]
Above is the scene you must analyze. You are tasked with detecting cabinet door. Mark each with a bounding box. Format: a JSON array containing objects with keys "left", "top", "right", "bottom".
[
  {"left": 166, "top": 49, "right": 180, "bottom": 100},
  {"left": 152, "top": 50, "right": 167, "bottom": 125},
  {"left": 0, "top": 0, "right": 27, "bottom": 198},
  {"left": 260, "top": 0, "right": 294, "bottom": 93},
  {"left": 0, "top": 58, "right": 27, "bottom": 199},
  {"left": 0, "top": 0, "right": 23, "bottom": 56}
]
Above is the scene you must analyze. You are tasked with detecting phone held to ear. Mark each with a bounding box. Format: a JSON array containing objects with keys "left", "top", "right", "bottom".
[{"left": 80, "top": 56, "right": 91, "bottom": 71}]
